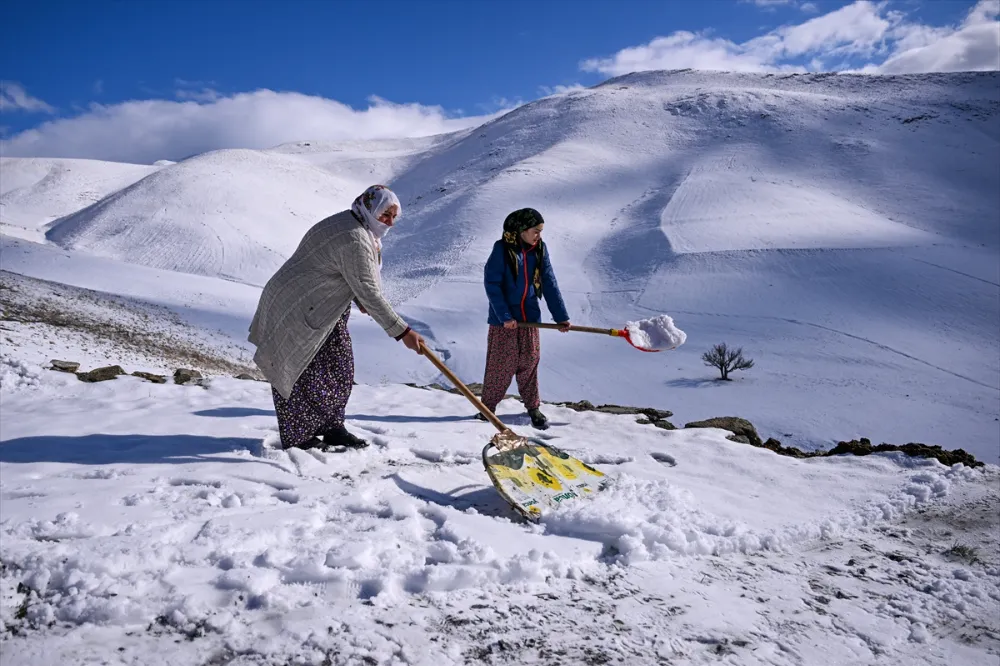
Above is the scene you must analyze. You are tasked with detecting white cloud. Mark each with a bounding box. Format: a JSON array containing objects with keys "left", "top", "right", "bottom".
[
  {"left": 0, "top": 89, "right": 510, "bottom": 164},
  {"left": 741, "top": 0, "right": 820, "bottom": 11},
  {"left": 0, "top": 81, "right": 55, "bottom": 114},
  {"left": 539, "top": 83, "right": 586, "bottom": 96},
  {"left": 873, "top": 0, "right": 1000, "bottom": 73},
  {"left": 581, "top": 0, "right": 999, "bottom": 75}
]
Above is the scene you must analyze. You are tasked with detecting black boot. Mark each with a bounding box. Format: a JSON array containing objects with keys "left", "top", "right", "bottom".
[
  {"left": 527, "top": 408, "right": 549, "bottom": 430},
  {"left": 320, "top": 425, "right": 370, "bottom": 449},
  {"left": 284, "top": 436, "right": 324, "bottom": 451}
]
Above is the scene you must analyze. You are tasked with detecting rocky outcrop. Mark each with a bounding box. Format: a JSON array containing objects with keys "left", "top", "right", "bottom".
[
  {"left": 173, "top": 368, "right": 204, "bottom": 385},
  {"left": 684, "top": 416, "right": 762, "bottom": 446},
  {"left": 685, "top": 417, "right": 984, "bottom": 468},
  {"left": 826, "top": 438, "right": 983, "bottom": 468},
  {"left": 558, "top": 400, "right": 675, "bottom": 430},
  {"left": 49, "top": 360, "right": 80, "bottom": 373},
  {"left": 132, "top": 371, "right": 167, "bottom": 384},
  {"left": 76, "top": 365, "right": 126, "bottom": 383}
]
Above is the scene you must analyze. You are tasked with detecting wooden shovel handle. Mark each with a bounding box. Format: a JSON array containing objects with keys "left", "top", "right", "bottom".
[
  {"left": 419, "top": 343, "right": 508, "bottom": 433},
  {"left": 516, "top": 322, "right": 622, "bottom": 336}
]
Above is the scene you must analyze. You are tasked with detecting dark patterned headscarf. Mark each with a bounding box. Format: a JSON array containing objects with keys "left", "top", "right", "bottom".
[{"left": 501, "top": 208, "right": 546, "bottom": 297}]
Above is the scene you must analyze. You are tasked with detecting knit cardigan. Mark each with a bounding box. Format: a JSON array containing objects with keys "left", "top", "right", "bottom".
[{"left": 248, "top": 210, "right": 409, "bottom": 398}]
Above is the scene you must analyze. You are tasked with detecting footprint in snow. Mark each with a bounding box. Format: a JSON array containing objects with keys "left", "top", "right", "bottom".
[
  {"left": 274, "top": 490, "right": 300, "bottom": 504},
  {"left": 650, "top": 452, "right": 678, "bottom": 467}
]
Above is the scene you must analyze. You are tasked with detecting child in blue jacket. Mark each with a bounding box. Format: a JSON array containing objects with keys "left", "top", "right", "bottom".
[{"left": 479, "top": 207, "right": 570, "bottom": 429}]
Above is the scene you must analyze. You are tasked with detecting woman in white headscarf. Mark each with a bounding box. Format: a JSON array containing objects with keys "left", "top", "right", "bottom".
[{"left": 249, "top": 184, "right": 425, "bottom": 450}]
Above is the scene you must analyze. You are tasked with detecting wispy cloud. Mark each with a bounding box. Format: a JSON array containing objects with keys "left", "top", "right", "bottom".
[
  {"left": 0, "top": 89, "right": 511, "bottom": 164},
  {"left": 582, "top": 0, "right": 1000, "bottom": 75},
  {"left": 869, "top": 0, "right": 1000, "bottom": 73},
  {"left": 0, "top": 81, "right": 55, "bottom": 114},
  {"left": 539, "top": 83, "right": 586, "bottom": 96}
]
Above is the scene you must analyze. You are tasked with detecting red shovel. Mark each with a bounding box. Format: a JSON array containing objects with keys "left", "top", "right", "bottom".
[{"left": 516, "top": 322, "right": 664, "bottom": 352}]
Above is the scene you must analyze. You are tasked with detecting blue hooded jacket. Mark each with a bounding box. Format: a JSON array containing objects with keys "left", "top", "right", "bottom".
[{"left": 484, "top": 239, "right": 569, "bottom": 326}]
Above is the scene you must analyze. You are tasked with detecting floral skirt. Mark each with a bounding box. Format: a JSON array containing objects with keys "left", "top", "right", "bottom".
[{"left": 271, "top": 310, "right": 354, "bottom": 448}]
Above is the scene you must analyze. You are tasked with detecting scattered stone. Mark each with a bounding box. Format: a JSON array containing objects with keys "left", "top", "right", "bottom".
[
  {"left": 556, "top": 400, "right": 673, "bottom": 422},
  {"left": 760, "top": 437, "right": 812, "bottom": 459},
  {"left": 173, "top": 368, "right": 203, "bottom": 385},
  {"left": 49, "top": 359, "right": 80, "bottom": 373},
  {"left": 827, "top": 438, "right": 984, "bottom": 468},
  {"left": 76, "top": 365, "right": 126, "bottom": 383},
  {"left": 686, "top": 418, "right": 984, "bottom": 468},
  {"left": 234, "top": 373, "right": 258, "bottom": 381},
  {"left": 684, "top": 416, "right": 762, "bottom": 446},
  {"left": 132, "top": 371, "right": 167, "bottom": 384}
]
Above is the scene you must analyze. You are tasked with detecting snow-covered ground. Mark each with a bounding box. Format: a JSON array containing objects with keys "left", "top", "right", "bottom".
[
  {"left": 1, "top": 354, "right": 997, "bottom": 665},
  {"left": 1, "top": 69, "right": 999, "bottom": 664}
]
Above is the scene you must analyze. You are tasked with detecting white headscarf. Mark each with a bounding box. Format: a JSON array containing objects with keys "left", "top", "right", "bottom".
[{"left": 351, "top": 184, "right": 401, "bottom": 244}]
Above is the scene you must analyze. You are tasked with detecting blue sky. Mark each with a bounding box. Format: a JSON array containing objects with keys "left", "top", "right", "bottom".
[{"left": 2, "top": 0, "right": 997, "bottom": 163}]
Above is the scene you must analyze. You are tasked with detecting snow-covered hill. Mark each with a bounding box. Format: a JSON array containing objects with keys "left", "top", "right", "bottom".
[
  {"left": 3, "top": 70, "right": 996, "bottom": 462},
  {"left": 1, "top": 69, "right": 999, "bottom": 666},
  {"left": 0, "top": 157, "right": 161, "bottom": 242}
]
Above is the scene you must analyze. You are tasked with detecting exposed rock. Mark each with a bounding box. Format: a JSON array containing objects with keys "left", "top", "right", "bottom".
[
  {"left": 827, "top": 438, "right": 984, "bottom": 468},
  {"left": 556, "top": 400, "right": 673, "bottom": 421},
  {"left": 636, "top": 416, "right": 677, "bottom": 430},
  {"left": 76, "top": 365, "right": 126, "bottom": 383},
  {"left": 760, "top": 437, "right": 812, "bottom": 459},
  {"left": 684, "top": 416, "right": 763, "bottom": 446},
  {"left": 49, "top": 360, "right": 80, "bottom": 373},
  {"left": 132, "top": 371, "right": 167, "bottom": 384},
  {"left": 173, "top": 368, "right": 203, "bottom": 385},
  {"left": 234, "top": 373, "right": 258, "bottom": 381},
  {"left": 693, "top": 424, "right": 983, "bottom": 468}
]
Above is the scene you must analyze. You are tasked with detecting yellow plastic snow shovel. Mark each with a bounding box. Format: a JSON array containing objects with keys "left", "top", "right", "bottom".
[
  {"left": 419, "top": 343, "right": 606, "bottom": 521},
  {"left": 517, "top": 321, "right": 680, "bottom": 352}
]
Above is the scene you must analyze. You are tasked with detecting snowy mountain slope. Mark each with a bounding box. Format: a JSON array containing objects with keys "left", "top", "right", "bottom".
[
  {"left": 2, "top": 70, "right": 998, "bottom": 463},
  {"left": 0, "top": 157, "right": 160, "bottom": 242},
  {"left": 0, "top": 360, "right": 996, "bottom": 665},
  {"left": 41, "top": 149, "right": 379, "bottom": 287}
]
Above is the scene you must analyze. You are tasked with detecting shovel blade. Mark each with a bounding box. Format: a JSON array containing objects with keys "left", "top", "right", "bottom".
[{"left": 483, "top": 439, "right": 606, "bottom": 521}]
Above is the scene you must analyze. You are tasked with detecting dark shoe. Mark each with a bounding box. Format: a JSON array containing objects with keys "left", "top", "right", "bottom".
[
  {"left": 527, "top": 408, "right": 549, "bottom": 430},
  {"left": 474, "top": 412, "right": 488, "bottom": 422},
  {"left": 320, "top": 425, "right": 369, "bottom": 449},
  {"left": 285, "top": 436, "right": 324, "bottom": 450}
]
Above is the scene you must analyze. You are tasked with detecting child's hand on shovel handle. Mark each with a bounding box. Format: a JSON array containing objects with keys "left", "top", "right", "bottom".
[{"left": 557, "top": 321, "right": 571, "bottom": 332}]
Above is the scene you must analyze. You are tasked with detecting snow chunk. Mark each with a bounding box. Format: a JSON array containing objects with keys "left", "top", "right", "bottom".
[
  {"left": 624, "top": 314, "right": 686, "bottom": 350},
  {"left": 0, "top": 355, "right": 44, "bottom": 391}
]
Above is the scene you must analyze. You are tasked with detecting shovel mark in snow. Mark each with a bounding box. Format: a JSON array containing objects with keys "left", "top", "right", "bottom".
[
  {"left": 581, "top": 454, "right": 634, "bottom": 465},
  {"left": 169, "top": 478, "right": 223, "bottom": 488},
  {"left": 411, "top": 448, "right": 477, "bottom": 465}
]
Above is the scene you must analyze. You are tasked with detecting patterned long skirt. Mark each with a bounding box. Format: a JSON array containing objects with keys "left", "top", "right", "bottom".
[
  {"left": 480, "top": 324, "right": 541, "bottom": 412},
  {"left": 272, "top": 310, "right": 355, "bottom": 449}
]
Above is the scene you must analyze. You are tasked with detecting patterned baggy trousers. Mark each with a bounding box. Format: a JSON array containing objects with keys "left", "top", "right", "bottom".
[
  {"left": 480, "top": 324, "right": 541, "bottom": 413},
  {"left": 272, "top": 310, "right": 355, "bottom": 449}
]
